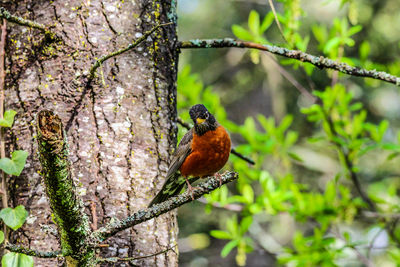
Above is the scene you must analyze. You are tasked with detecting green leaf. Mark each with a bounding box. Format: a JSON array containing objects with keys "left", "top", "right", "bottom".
[
  {"left": 210, "top": 230, "right": 232, "bottom": 240},
  {"left": 2, "top": 252, "right": 33, "bottom": 267},
  {"left": 347, "top": 25, "right": 362, "bottom": 36},
  {"left": 239, "top": 216, "right": 253, "bottom": 235},
  {"left": 250, "top": 50, "right": 260, "bottom": 64},
  {"left": 0, "top": 205, "right": 29, "bottom": 230},
  {"left": 242, "top": 184, "right": 254, "bottom": 204},
  {"left": 248, "top": 10, "right": 260, "bottom": 35},
  {"left": 232, "top": 25, "right": 253, "bottom": 41},
  {"left": 0, "top": 150, "right": 28, "bottom": 176},
  {"left": 221, "top": 239, "right": 239, "bottom": 258},
  {"left": 312, "top": 24, "right": 328, "bottom": 45},
  {"left": 260, "top": 12, "right": 274, "bottom": 33},
  {"left": 288, "top": 152, "right": 303, "bottom": 162},
  {"left": 0, "top": 110, "right": 17, "bottom": 128},
  {"left": 0, "top": 230, "right": 4, "bottom": 244},
  {"left": 227, "top": 216, "right": 239, "bottom": 236},
  {"left": 359, "top": 41, "right": 370, "bottom": 61},
  {"left": 323, "top": 37, "right": 341, "bottom": 54}
]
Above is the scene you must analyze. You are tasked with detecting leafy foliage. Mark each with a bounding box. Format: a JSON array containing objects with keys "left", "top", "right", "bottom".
[
  {"left": 0, "top": 99, "right": 30, "bottom": 266},
  {"left": 177, "top": 1, "right": 400, "bottom": 261}
]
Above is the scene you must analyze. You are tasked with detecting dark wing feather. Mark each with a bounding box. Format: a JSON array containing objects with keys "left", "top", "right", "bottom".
[
  {"left": 148, "top": 129, "right": 193, "bottom": 207},
  {"left": 166, "top": 128, "right": 193, "bottom": 179}
]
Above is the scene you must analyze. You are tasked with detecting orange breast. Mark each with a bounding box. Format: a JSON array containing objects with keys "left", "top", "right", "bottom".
[{"left": 180, "top": 126, "right": 231, "bottom": 177}]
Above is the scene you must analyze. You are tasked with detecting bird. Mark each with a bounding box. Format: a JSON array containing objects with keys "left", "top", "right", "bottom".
[{"left": 148, "top": 104, "right": 231, "bottom": 207}]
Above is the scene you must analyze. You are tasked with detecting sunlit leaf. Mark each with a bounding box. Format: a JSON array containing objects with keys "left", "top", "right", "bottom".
[
  {"left": 2, "top": 252, "right": 33, "bottom": 267},
  {"left": 0, "top": 150, "right": 28, "bottom": 176},
  {"left": 248, "top": 10, "right": 260, "bottom": 35},
  {"left": 0, "top": 110, "right": 17, "bottom": 128},
  {"left": 232, "top": 25, "right": 253, "bottom": 41},
  {"left": 221, "top": 239, "right": 239, "bottom": 258},
  {"left": 0, "top": 205, "right": 28, "bottom": 230},
  {"left": 210, "top": 230, "right": 232, "bottom": 240}
]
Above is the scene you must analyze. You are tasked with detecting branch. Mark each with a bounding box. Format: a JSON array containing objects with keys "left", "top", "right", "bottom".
[
  {"left": 4, "top": 243, "right": 65, "bottom": 258},
  {"left": 91, "top": 171, "right": 238, "bottom": 242},
  {"left": 0, "top": 19, "right": 8, "bottom": 240},
  {"left": 97, "top": 245, "right": 176, "bottom": 263},
  {"left": 88, "top": 22, "right": 172, "bottom": 81},
  {"left": 176, "top": 117, "right": 255, "bottom": 165},
  {"left": 0, "top": 7, "right": 57, "bottom": 40},
  {"left": 36, "top": 110, "right": 94, "bottom": 264},
  {"left": 178, "top": 39, "right": 400, "bottom": 87}
]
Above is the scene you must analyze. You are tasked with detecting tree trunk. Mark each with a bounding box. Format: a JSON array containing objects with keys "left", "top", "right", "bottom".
[{"left": 3, "top": 0, "right": 178, "bottom": 266}]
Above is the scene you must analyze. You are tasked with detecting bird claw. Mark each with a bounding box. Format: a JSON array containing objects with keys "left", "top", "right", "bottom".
[
  {"left": 214, "top": 173, "right": 223, "bottom": 187},
  {"left": 185, "top": 178, "right": 199, "bottom": 200}
]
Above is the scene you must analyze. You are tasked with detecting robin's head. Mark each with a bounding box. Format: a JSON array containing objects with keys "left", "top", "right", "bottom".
[{"left": 189, "top": 104, "right": 218, "bottom": 135}]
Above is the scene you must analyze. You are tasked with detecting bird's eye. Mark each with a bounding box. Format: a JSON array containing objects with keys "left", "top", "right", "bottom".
[{"left": 205, "top": 112, "right": 209, "bottom": 119}]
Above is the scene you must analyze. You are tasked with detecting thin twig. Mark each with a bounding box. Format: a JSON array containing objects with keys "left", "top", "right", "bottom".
[
  {"left": 97, "top": 245, "right": 176, "bottom": 263},
  {"left": 5, "top": 243, "right": 65, "bottom": 258},
  {"left": 177, "top": 117, "right": 255, "bottom": 165},
  {"left": 0, "top": 18, "right": 8, "bottom": 241},
  {"left": 178, "top": 39, "right": 400, "bottom": 87},
  {"left": 366, "top": 227, "right": 385, "bottom": 260},
  {"left": 267, "top": 0, "right": 288, "bottom": 44},
  {"left": 362, "top": 211, "right": 400, "bottom": 219},
  {"left": 88, "top": 22, "right": 172, "bottom": 81},
  {"left": 0, "top": 7, "right": 57, "bottom": 39},
  {"left": 263, "top": 53, "right": 316, "bottom": 101},
  {"left": 386, "top": 218, "right": 400, "bottom": 247},
  {"left": 91, "top": 171, "right": 238, "bottom": 242},
  {"left": 230, "top": 149, "right": 255, "bottom": 165},
  {"left": 332, "top": 226, "right": 375, "bottom": 267},
  {"left": 322, "top": 111, "right": 376, "bottom": 211}
]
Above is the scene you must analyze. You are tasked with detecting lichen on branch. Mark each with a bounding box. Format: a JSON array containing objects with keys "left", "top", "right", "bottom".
[
  {"left": 36, "top": 110, "right": 94, "bottom": 265},
  {"left": 88, "top": 22, "right": 172, "bottom": 82},
  {"left": 0, "top": 7, "right": 58, "bottom": 40},
  {"left": 179, "top": 39, "right": 400, "bottom": 87},
  {"left": 91, "top": 171, "right": 239, "bottom": 243}
]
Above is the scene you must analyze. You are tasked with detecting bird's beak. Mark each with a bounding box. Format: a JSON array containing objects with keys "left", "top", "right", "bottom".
[{"left": 196, "top": 118, "right": 206, "bottom": 124}]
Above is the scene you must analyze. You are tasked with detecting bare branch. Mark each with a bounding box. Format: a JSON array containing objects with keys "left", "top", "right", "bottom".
[
  {"left": 178, "top": 39, "right": 400, "bottom": 87},
  {"left": 177, "top": 117, "right": 255, "bottom": 165},
  {"left": 88, "top": 22, "right": 172, "bottom": 81},
  {"left": 0, "top": 18, "right": 8, "bottom": 240},
  {"left": 91, "top": 171, "right": 238, "bottom": 242},
  {"left": 5, "top": 243, "right": 65, "bottom": 258},
  {"left": 97, "top": 245, "right": 177, "bottom": 263},
  {"left": 267, "top": 0, "right": 288, "bottom": 44},
  {"left": 0, "top": 7, "right": 57, "bottom": 40}
]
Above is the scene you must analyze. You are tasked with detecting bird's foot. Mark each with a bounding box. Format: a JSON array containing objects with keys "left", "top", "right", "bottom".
[
  {"left": 185, "top": 178, "right": 199, "bottom": 200},
  {"left": 214, "top": 173, "right": 223, "bottom": 187}
]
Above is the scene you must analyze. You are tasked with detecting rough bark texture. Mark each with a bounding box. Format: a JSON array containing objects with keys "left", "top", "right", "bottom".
[{"left": 2, "top": 0, "right": 178, "bottom": 266}]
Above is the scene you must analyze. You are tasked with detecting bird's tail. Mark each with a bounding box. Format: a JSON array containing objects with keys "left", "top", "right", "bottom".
[{"left": 148, "top": 173, "right": 198, "bottom": 207}]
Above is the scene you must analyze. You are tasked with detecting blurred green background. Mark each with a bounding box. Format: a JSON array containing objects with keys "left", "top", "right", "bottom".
[{"left": 175, "top": 0, "right": 400, "bottom": 266}]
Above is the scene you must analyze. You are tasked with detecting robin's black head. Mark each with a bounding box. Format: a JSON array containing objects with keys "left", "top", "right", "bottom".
[{"left": 189, "top": 104, "right": 218, "bottom": 135}]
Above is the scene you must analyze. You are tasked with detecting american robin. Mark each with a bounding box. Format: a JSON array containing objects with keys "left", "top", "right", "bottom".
[{"left": 148, "top": 104, "right": 231, "bottom": 207}]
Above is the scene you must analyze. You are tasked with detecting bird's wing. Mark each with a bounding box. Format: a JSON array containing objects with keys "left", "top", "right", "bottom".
[
  {"left": 148, "top": 129, "right": 193, "bottom": 207},
  {"left": 165, "top": 128, "right": 193, "bottom": 179}
]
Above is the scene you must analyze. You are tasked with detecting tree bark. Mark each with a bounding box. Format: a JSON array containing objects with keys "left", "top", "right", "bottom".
[{"left": 3, "top": 0, "right": 178, "bottom": 266}]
